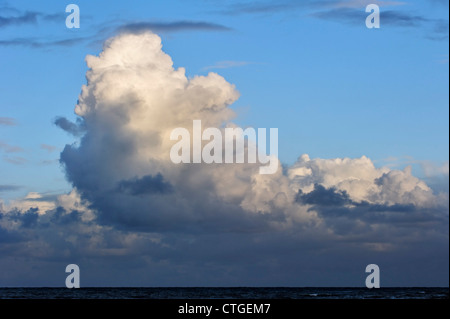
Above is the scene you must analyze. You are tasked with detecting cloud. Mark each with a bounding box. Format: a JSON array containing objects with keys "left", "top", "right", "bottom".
[
  {"left": 214, "top": 1, "right": 305, "bottom": 15},
  {"left": 0, "top": 6, "right": 226, "bottom": 50},
  {"left": 40, "top": 13, "right": 64, "bottom": 23},
  {"left": 0, "top": 140, "right": 27, "bottom": 165},
  {"left": 212, "top": 0, "right": 404, "bottom": 15},
  {"left": 296, "top": 184, "right": 352, "bottom": 206},
  {"left": 116, "top": 174, "right": 173, "bottom": 196},
  {"left": 5, "top": 192, "right": 57, "bottom": 213},
  {"left": 58, "top": 32, "right": 446, "bottom": 234},
  {"left": 313, "top": 7, "right": 448, "bottom": 40},
  {"left": 0, "top": 117, "right": 17, "bottom": 126},
  {"left": 0, "top": 185, "right": 447, "bottom": 286},
  {"left": 0, "top": 32, "right": 447, "bottom": 286},
  {"left": 117, "top": 21, "right": 231, "bottom": 34},
  {"left": 3, "top": 156, "right": 28, "bottom": 165},
  {"left": 296, "top": 184, "right": 448, "bottom": 235},
  {"left": 0, "top": 18, "right": 230, "bottom": 49},
  {"left": 40, "top": 159, "right": 58, "bottom": 165},
  {"left": 54, "top": 117, "right": 85, "bottom": 136},
  {"left": 0, "top": 37, "right": 88, "bottom": 48},
  {"left": 0, "top": 185, "right": 22, "bottom": 192},
  {"left": 0, "top": 11, "right": 38, "bottom": 28},
  {"left": 0, "top": 7, "right": 67, "bottom": 29},
  {"left": 58, "top": 32, "right": 295, "bottom": 233},
  {"left": 210, "top": 1, "right": 447, "bottom": 41},
  {"left": 40, "top": 144, "right": 57, "bottom": 153},
  {"left": 19, "top": 207, "right": 39, "bottom": 228},
  {"left": 0, "top": 141, "right": 23, "bottom": 153},
  {"left": 314, "top": 8, "right": 429, "bottom": 27},
  {"left": 3, "top": 156, "right": 27, "bottom": 165}
]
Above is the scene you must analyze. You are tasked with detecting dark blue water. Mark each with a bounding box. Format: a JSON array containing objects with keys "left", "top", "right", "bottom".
[{"left": 0, "top": 287, "right": 448, "bottom": 299}]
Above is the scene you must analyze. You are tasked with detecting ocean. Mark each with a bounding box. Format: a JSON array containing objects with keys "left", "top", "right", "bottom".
[{"left": 0, "top": 287, "right": 448, "bottom": 299}]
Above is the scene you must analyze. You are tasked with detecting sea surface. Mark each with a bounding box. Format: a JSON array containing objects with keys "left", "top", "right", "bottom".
[{"left": 0, "top": 287, "right": 448, "bottom": 299}]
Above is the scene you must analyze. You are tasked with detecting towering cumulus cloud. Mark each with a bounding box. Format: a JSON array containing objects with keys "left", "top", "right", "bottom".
[
  {"left": 60, "top": 32, "right": 294, "bottom": 231},
  {"left": 0, "top": 32, "right": 447, "bottom": 286}
]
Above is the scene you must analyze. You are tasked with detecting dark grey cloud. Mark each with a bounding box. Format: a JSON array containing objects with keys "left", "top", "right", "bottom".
[
  {"left": 296, "top": 184, "right": 449, "bottom": 237},
  {"left": 0, "top": 194, "right": 448, "bottom": 286},
  {"left": 20, "top": 207, "right": 39, "bottom": 228},
  {"left": 296, "top": 184, "right": 352, "bottom": 206},
  {"left": 117, "top": 21, "right": 231, "bottom": 34},
  {"left": 50, "top": 206, "right": 82, "bottom": 225},
  {"left": 0, "top": 225, "right": 23, "bottom": 244},
  {"left": 3, "top": 206, "right": 81, "bottom": 229},
  {"left": 54, "top": 117, "right": 86, "bottom": 137},
  {"left": 116, "top": 174, "right": 173, "bottom": 196}
]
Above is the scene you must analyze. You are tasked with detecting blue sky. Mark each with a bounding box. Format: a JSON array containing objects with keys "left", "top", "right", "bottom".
[{"left": 0, "top": 1, "right": 448, "bottom": 287}]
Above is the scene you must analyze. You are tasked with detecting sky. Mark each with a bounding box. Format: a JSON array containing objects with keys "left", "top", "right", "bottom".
[{"left": 0, "top": 0, "right": 448, "bottom": 287}]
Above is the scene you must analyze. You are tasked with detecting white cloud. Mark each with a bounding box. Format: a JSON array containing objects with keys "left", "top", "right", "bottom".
[
  {"left": 288, "top": 155, "right": 436, "bottom": 207},
  {"left": 6, "top": 192, "right": 55, "bottom": 214}
]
